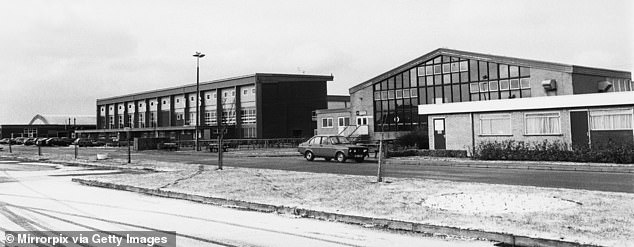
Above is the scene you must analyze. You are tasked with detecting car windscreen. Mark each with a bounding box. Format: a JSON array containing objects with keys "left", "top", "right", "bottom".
[{"left": 329, "top": 136, "right": 351, "bottom": 144}]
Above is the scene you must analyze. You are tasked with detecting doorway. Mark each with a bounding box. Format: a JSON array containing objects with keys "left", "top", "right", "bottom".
[
  {"left": 570, "top": 111, "right": 589, "bottom": 150},
  {"left": 433, "top": 118, "right": 446, "bottom": 150}
]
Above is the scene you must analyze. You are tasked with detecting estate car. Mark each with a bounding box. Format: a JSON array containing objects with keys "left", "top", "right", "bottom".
[{"left": 298, "top": 135, "right": 369, "bottom": 163}]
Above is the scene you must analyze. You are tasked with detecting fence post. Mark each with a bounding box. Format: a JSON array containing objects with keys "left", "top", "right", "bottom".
[
  {"left": 38, "top": 145, "right": 41, "bottom": 156},
  {"left": 75, "top": 145, "right": 78, "bottom": 159}
]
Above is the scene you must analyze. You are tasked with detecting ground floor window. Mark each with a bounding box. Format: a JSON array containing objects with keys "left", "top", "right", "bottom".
[
  {"left": 590, "top": 109, "right": 633, "bottom": 130},
  {"left": 480, "top": 113, "right": 511, "bottom": 135},
  {"left": 338, "top": 117, "right": 350, "bottom": 127},
  {"left": 109, "top": 116, "right": 115, "bottom": 129},
  {"left": 118, "top": 114, "right": 124, "bottom": 128},
  {"left": 127, "top": 114, "right": 133, "bottom": 128},
  {"left": 23, "top": 128, "right": 37, "bottom": 138},
  {"left": 525, "top": 112, "right": 561, "bottom": 135},
  {"left": 242, "top": 126, "right": 256, "bottom": 138},
  {"left": 322, "top": 118, "right": 333, "bottom": 128}
]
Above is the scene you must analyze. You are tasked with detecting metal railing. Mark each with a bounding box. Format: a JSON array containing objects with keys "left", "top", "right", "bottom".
[{"left": 175, "top": 138, "right": 307, "bottom": 150}]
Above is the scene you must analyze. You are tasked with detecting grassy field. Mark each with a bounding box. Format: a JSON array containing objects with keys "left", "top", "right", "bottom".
[{"left": 86, "top": 166, "right": 634, "bottom": 247}]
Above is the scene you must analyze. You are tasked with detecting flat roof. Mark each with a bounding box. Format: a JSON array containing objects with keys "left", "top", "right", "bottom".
[
  {"left": 418, "top": 92, "right": 634, "bottom": 115},
  {"left": 97, "top": 73, "right": 333, "bottom": 105}
]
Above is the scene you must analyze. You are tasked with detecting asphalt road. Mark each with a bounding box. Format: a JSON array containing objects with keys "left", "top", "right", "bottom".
[
  {"left": 0, "top": 161, "right": 495, "bottom": 247},
  {"left": 4, "top": 145, "right": 633, "bottom": 193}
]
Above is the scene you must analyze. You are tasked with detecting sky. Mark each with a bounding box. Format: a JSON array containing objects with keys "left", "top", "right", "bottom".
[{"left": 0, "top": 0, "right": 632, "bottom": 124}]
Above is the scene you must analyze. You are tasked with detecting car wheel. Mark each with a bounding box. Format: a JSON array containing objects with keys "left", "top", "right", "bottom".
[
  {"left": 305, "top": 151, "right": 315, "bottom": 161},
  {"left": 355, "top": 158, "right": 365, "bottom": 163},
  {"left": 335, "top": 152, "right": 346, "bottom": 163}
]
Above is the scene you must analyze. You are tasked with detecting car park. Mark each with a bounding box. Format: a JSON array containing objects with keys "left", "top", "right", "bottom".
[
  {"left": 297, "top": 135, "right": 369, "bottom": 163},
  {"left": 72, "top": 138, "right": 104, "bottom": 147},
  {"left": 23, "top": 138, "right": 37, "bottom": 146}
]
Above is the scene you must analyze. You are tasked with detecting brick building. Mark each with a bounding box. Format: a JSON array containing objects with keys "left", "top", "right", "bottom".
[
  {"left": 317, "top": 48, "right": 633, "bottom": 151},
  {"left": 78, "top": 73, "right": 334, "bottom": 141}
]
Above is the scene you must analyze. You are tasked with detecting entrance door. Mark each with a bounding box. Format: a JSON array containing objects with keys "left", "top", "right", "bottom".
[
  {"left": 433, "top": 118, "right": 446, "bottom": 150},
  {"left": 570, "top": 111, "right": 589, "bottom": 150}
]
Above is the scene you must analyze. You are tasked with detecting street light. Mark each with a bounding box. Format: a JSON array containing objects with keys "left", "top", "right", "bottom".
[{"left": 193, "top": 51, "right": 205, "bottom": 151}]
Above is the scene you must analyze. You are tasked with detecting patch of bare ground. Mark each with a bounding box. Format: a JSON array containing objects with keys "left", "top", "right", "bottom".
[{"left": 85, "top": 167, "right": 634, "bottom": 246}]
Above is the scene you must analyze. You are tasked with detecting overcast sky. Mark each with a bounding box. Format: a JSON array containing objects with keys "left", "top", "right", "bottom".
[{"left": 1, "top": 0, "right": 632, "bottom": 124}]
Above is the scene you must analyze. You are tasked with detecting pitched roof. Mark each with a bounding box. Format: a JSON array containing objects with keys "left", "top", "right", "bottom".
[
  {"left": 349, "top": 48, "right": 630, "bottom": 94},
  {"left": 28, "top": 114, "right": 95, "bottom": 125}
]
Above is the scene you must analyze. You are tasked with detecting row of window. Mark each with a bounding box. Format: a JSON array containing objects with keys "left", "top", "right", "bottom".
[
  {"left": 321, "top": 117, "right": 370, "bottom": 128},
  {"left": 608, "top": 78, "right": 633, "bottom": 92},
  {"left": 479, "top": 109, "right": 633, "bottom": 136}
]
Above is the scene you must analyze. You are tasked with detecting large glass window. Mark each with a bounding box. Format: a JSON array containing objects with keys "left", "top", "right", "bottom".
[
  {"left": 525, "top": 112, "right": 561, "bottom": 135},
  {"left": 480, "top": 114, "right": 511, "bottom": 135},
  {"left": 590, "top": 109, "right": 633, "bottom": 130}
]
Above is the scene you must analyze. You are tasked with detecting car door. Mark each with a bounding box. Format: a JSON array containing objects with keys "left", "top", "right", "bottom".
[{"left": 309, "top": 136, "right": 324, "bottom": 157}]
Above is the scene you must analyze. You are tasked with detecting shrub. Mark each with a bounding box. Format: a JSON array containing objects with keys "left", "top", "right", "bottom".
[
  {"left": 395, "top": 128, "right": 429, "bottom": 149},
  {"left": 473, "top": 140, "right": 634, "bottom": 164}
]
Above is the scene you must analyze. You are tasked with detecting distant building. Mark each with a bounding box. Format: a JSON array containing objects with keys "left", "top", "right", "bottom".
[
  {"left": 317, "top": 48, "right": 633, "bottom": 151},
  {"left": 0, "top": 114, "right": 95, "bottom": 138},
  {"left": 77, "top": 73, "right": 334, "bottom": 141}
]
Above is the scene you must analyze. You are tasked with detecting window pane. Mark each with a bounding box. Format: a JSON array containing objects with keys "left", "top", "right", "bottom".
[
  {"left": 480, "top": 114, "right": 511, "bottom": 135},
  {"left": 461, "top": 84, "right": 470, "bottom": 102},
  {"left": 374, "top": 92, "right": 381, "bottom": 100},
  {"left": 460, "top": 61, "right": 468, "bottom": 71},
  {"left": 426, "top": 66, "right": 434, "bottom": 75},
  {"left": 396, "top": 90, "right": 403, "bottom": 99},
  {"left": 433, "top": 56, "right": 441, "bottom": 64},
  {"left": 460, "top": 72, "right": 469, "bottom": 83},
  {"left": 443, "top": 74, "right": 451, "bottom": 84},
  {"left": 590, "top": 109, "right": 633, "bottom": 130},
  {"left": 426, "top": 76, "right": 434, "bottom": 86},
  {"left": 510, "top": 66, "right": 519, "bottom": 77},
  {"left": 479, "top": 61, "right": 488, "bottom": 80},
  {"left": 381, "top": 91, "right": 387, "bottom": 100},
  {"left": 451, "top": 62, "right": 459, "bottom": 72},
  {"left": 434, "top": 65, "right": 441, "bottom": 74},
  {"left": 443, "top": 64, "right": 451, "bottom": 73},
  {"left": 435, "top": 86, "right": 443, "bottom": 103},
  {"left": 489, "top": 81, "right": 499, "bottom": 91},
  {"left": 470, "top": 60, "right": 479, "bottom": 81},
  {"left": 434, "top": 75, "right": 442, "bottom": 85},
  {"left": 520, "top": 78, "right": 530, "bottom": 89},
  {"left": 388, "top": 90, "right": 395, "bottom": 99},
  {"left": 403, "top": 89, "right": 410, "bottom": 98},
  {"left": 525, "top": 113, "right": 561, "bottom": 134},
  {"left": 410, "top": 69, "right": 418, "bottom": 87},
  {"left": 426, "top": 87, "right": 434, "bottom": 104},
  {"left": 418, "top": 67, "right": 425, "bottom": 76},
  {"left": 388, "top": 78, "right": 395, "bottom": 89},
  {"left": 452, "top": 84, "right": 461, "bottom": 102},
  {"left": 395, "top": 75, "right": 403, "bottom": 89},
  {"left": 479, "top": 82, "right": 489, "bottom": 92},
  {"left": 499, "top": 64, "right": 509, "bottom": 78},
  {"left": 470, "top": 83, "right": 479, "bottom": 93},
  {"left": 410, "top": 88, "right": 418, "bottom": 97},
  {"left": 519, "top": 67, "right": 530, "bottom": 77},
  {"left": 444, "top": 85, "right": 452, "bottom": 103},
  {"left": 510, "top": 79, "right": 520, "bottom": 89},
  {"left": 500, "top": 80, "right": 510, "bottom": 90},
  {"left": 488, "top": 62, "right": 498, "bottom": 80},
  {"left": 403, "top": 72, "right": 409, "bottom": 88},
  {"left": 452, "top": 73, "right": 459, "bottom": 84}
]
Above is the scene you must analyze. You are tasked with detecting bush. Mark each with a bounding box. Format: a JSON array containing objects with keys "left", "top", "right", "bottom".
[
  {"left": 473, "top": 140, "right": 634, "bottom": 164},
  {"left": 395, "top": 128, "right": 429, "bottom": 149}
]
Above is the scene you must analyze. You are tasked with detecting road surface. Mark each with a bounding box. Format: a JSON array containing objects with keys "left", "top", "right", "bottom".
[{"left": 4, "top": 145, "right": 633, "bottom": 193}]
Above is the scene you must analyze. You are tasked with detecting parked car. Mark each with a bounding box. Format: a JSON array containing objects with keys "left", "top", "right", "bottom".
[
  {"left": 36, "top": 138, "right": 50, "bottom": 146},
  {"left": 0, "top": 138, "right": 9, "bottom": 144},
  {"left": 73, "top": 138, "right": 105, "bottom": 147},
  {"left": 297, "top": 135, "right": 369, "bottom": 163},
  {"left": 24, "top": 138, "right": 37, "bottom": 146},
  {"left": 13, "top": 137, "right": 26, "bottom": 145}
]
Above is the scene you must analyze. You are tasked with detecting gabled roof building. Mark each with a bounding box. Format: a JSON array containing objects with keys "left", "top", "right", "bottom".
[{"left": 318, "top": 48, "right": 633, "bottom": 151}]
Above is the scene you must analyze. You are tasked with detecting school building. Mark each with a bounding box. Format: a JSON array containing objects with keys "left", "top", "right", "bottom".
[{"left": 317, "top": 48, "right": 633, "bottom": 151}]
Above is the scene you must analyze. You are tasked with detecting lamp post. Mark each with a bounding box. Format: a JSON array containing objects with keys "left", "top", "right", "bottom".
[{"left": 193, "top": 51, "right": 205, "bottom": 151}]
